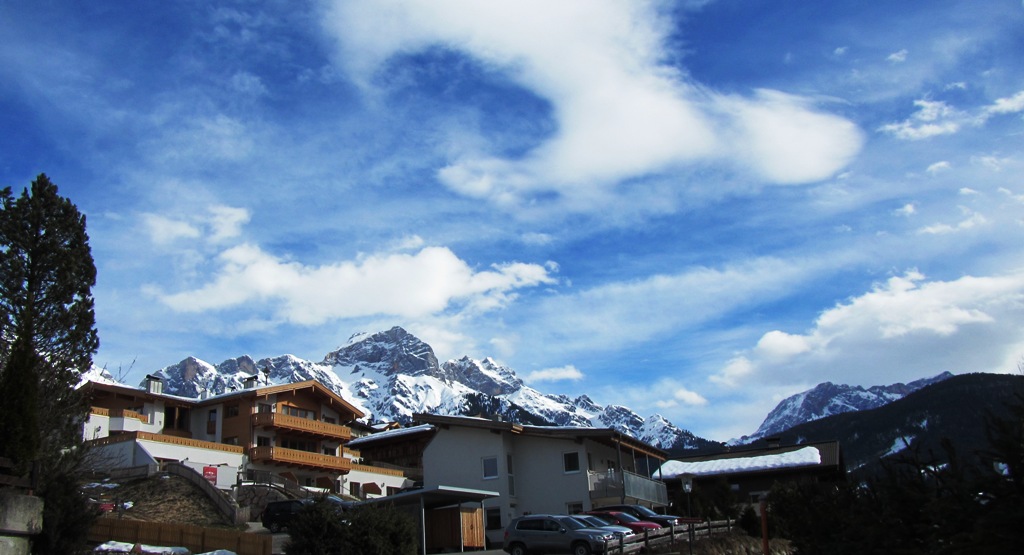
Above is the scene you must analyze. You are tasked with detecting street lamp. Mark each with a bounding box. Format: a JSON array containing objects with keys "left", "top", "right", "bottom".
[{"left": 683, "top": 477, "right": 694, "bottom": 555}]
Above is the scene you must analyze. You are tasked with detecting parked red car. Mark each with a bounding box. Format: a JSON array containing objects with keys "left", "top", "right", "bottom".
[{"left": 584, "top": 510, "right": 661, "bottom": 534}]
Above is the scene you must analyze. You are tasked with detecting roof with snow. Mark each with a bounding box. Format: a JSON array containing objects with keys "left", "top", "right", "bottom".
[
  {"left": 658, "top": 441, "right": 842, "bottom": 479},
  {"left": 348, "top": 423, "right": 436, "bottom": 447}
]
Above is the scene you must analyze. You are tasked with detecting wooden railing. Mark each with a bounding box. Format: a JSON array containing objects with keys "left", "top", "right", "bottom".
[
  {"left": 250, "top": 446, "right": 352, "bottom": 472},
  {"left": 88, "top": 431, "right": 244, "bottom": 455},
  {"left": 351, "top": 462, "right": 405, "bottom": 477},
  {"left": 251, "top": 412, "right": 352, "bottom": 439},
  {"left": 598, "top": 520, "right": 737, "bottom": 552},
  {"left": 91, "top": 407, "right": 148, "bottom": 422}
]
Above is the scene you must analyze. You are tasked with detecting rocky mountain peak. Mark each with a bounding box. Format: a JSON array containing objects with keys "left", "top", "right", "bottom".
[
  {"left": 743, "top": 371, "right": 956, "bottom": 442},
  {"left": 444, "top": 356, "right": 523, "bottom": 396},
  {"left": 323, "top": 326, "right": 442, "bottom": 379}
]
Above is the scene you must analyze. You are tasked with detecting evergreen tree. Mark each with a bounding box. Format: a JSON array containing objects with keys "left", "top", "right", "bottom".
[{"left": 0, "top": 173, "right": 99, "bottom": 553}]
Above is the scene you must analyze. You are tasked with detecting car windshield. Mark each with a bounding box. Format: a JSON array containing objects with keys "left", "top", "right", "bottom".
[
  {"left": 613, "top": 512, "right": 641, "bottom": 523},
  {"left": 576, "top": 516, "right": 603, "bottom": 527},
  {"left": 559, "top": 517, "right": 589, "bottom": 530},
  {"left": 631, "top": 506, "right": 659, "bottom": 517}
]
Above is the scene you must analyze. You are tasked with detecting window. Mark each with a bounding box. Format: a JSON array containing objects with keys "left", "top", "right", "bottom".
[
  {"left": 222, "top": 436, "right": 239, "bottom": 445},
  {"left": 507, "top": 454, "right": 516, "bottom": 496},
  {"left": 482, "top": 456, "right": 498, "bottom": 479},
  {"left": 258, "top": 403, "right": 272, "bottom": 413},
  {"left": 563, "top": 452, "right": 581, "bottom": 473},
  {"left": 281, "top": 438, "right": 317, "bottom": 452},
  {"left": 206, "top": 409, "right": 217, "bottom": 434},
  {"left": 486, "top": 507, "right": 502, "bottom": 531},
  {"left": 284, "top": 406, "right": 315, "bottom": 419},
  {"left": 256, "top": 436, "right": 271, "bottom": 447},
  {"left": 225, "top": 405, "right": 239, "bottom": 418},
  {"left": 323, "top": 446, "right": 337, "bottom": 456},
  {"left": 566, "top": 502, "right": 583, "bottom": 514}
]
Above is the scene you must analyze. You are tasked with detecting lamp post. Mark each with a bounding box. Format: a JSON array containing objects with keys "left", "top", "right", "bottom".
[{"left": 683, "top": 477, "right": 694, "bottom": 555}]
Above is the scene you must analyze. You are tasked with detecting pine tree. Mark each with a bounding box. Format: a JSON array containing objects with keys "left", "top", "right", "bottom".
[{"left": 0, "top": 173, "right": 99, "bottom": 553}]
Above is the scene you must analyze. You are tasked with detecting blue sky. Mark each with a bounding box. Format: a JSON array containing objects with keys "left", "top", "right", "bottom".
[{"left": 3, "top": 0, "right": 1023, "bottom": 441}]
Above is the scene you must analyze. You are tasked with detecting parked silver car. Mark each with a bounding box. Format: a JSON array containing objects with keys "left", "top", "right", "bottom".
[
  {"left": 503, "top": 514, "right": 616, "bottom": 555},
  {"left": 569, "top": 514, "right": 636, "bottom": 542}
]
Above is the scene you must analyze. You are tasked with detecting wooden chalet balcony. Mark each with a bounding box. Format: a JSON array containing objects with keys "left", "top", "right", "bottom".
[
  {"left": 91, "top": 407, "right": 149, "bottom": 423},
  {"left": 88, "top": 431, "right": 244, "bottom": 455},
  {"left": 249, "top": 446, "right": 353, "bottom": 473},
  {"left": 251, "top": 412, "right": 352, "bottom": 440}
]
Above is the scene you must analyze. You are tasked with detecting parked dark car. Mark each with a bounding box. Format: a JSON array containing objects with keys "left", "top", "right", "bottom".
[
  {"left": 503, "top": 514, "right": 616, "bottom": 555},
  {"left": 592, "top": 504, "right": 681, "bottom": 528},
  {"left": 261, "top": 495, "right": 352, "bottom": 533},
  {"left": 261, "top": 498, "right": 310, "bottom": 533},
  {"left": 584, "top": 511, "right": 661, "bottom": 534}
]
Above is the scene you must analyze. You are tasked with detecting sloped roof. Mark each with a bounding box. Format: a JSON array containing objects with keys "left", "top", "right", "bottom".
[
  {"left": 82, "top": 378, "right": 364, "bottom": 419},
  {"left": 414, "top": 413, "right": 668, "bottom": 460}
]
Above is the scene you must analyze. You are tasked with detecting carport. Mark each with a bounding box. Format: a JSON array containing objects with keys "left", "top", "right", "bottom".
[{"left": 360, "top": 485, "right": 498, "bottom": 554}]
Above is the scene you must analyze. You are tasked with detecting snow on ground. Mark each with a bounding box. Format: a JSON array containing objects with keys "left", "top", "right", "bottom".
[{"left": 659, "top": 446, "right": 821, "bottom": 478}]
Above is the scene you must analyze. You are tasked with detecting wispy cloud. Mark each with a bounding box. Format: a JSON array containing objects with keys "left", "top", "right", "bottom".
[
  {"left": 714, "top": 270, "right": 1024, "bottom": 388},
  {"left": 153, "top": 243, "right": 557, "bottom": 325},
  {"left": 878, "top": 99, "right": 962, "bottom": 140},
  {"left": 525, "top": 365, "right": 585, "bottom": 383},
  {"left": 322, "top": 0, "right": 864, "bottom": 210}
]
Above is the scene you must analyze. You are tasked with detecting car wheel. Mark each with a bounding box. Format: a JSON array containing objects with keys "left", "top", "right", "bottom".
[
  {"left": 509, "top": 542, "right": 527, "bottom": 555},
  {"left": 572, "top": 542, "right": 592, "bottom": 555}
]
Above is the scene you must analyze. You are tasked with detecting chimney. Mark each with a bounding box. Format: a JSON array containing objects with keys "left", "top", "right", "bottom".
[
  {"left": 145, "top": 375, "right": 163, "bottom": 395},
  {"left": 243, "top": 375, "right": 259, "bottom": 390}
]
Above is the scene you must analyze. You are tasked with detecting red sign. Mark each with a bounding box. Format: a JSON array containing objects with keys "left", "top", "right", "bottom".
[{"left": 203, "top": 466, "right": 218, "bottom": 484}]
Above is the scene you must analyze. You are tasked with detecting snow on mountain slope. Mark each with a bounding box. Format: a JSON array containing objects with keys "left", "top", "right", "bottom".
[
  {"left": 131, "top": 326, "right": 710, "bottom": 449},
  {"left": 737, "top": 371, "right": 955, "bottom": 443}
]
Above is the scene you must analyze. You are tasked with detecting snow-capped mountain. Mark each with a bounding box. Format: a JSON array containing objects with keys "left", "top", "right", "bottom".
[
  {"left": 139, "top": 326, "right": 715, "bottom": 450},
  {"left": 736, "top": 371, "right": 955, "bottom": 444}
]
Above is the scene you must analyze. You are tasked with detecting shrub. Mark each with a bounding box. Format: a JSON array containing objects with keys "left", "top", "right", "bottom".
[{"left": 284, "top": 498, "right": 417, "bottom": 555}]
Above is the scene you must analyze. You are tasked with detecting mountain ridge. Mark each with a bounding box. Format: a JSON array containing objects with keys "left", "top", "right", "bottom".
[
  {"left": 81, "top": 326, "right": 964, "bottom": 452},
  {"left": 137, "top": 326, "right": 718, "bottom": 451}
]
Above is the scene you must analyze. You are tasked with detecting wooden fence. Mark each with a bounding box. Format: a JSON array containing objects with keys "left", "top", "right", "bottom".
[
  {"left": 89, "top": 518, "right": 270, "bottom": 555},
  {"left": 604, "top": 518, "right": 734, "bottom": 553}
]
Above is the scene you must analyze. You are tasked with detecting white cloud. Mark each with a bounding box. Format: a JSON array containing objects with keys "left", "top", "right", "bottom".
[
  {"left": 893, "top": 203, "right": 916, "bottom": 216},
  {"left": 926, "top": 161, "right": 951, "bottom": 174},
  {"left": 143, "top": 206, "right": 250, "bottom": 245},
  {"left": 917, "top": 209, "right": 987, "bottom": 234},
  {"left": 143, "top": 214, "right": 201, "bottom": 244},
  {"left": 981, "top": 89, "right": 1024, "bottom": 118},
  {"left": 716, "top": 270, "right": 1024, "bottom": 387},
  {"left": 887, "top": 49, "right": 908, "bottom": 63},
  {"left": 322, "top": 0, "right": 863, "bottom": 208},
  {"left": 878, "top": 99, "right": 962, "bottom": 140},
  {"left": 155, "top": 244, "right": 557, "bottom": 325},
  {"left": 525, "top": 364, "right": 585, "bottom": 383},
  {"left": 207, "top": 205, "right": 251, "bottom": 243},
  {"left": 521, "top": 232, "right": 554, "bottom": 246}
]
